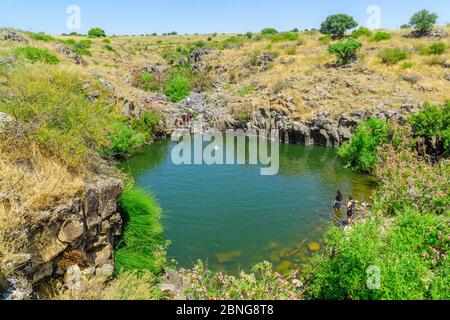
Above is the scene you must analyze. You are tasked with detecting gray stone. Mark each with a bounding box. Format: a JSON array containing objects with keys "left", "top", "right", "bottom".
[
  {"left": 56, "top": 44, "right": 84, "bottom": 65},
  {"left": 33, "top": 262, "right": 53, "bottom": 283},
  {"left": 0, "top": 277, "right": 34, "bottom": 300},
  {"left": 3, "top": 31, "right": 28, "bottom": 43},
  {"left": 65, "top": 265, "right": 81, "bottom": 290},
  {"left": 86, "top": 90, "right": 100, "bottom": 102},
  {"left": 58, "top": 217, "right": 84, "bottom": 244},
  {"left": 0, "top": 112, "right": 12, "bottom": 129}
]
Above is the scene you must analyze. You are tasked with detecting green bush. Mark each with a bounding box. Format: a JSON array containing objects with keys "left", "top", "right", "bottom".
[
  {"left": 107, "top": 122, "right": 146, "bottom": 158},
  {"left": 401, "top": 61, "right": 413, "bottom": 69},
  {"left": 320, "top": 14, "right": 358, "bottom": 39},
  {"left": 352, "top": 27, "right": 372, "bottom": 38},
  {"left": 88, "top": 27, "right": 106, "bottom": 38},
  {"left": 319, "top": 35, "right": 332, "bottom": 44},
  {"left": 115, "top": 187, "right": 165, "bottom": 274},
  {"left": 372, "top": 31, "right": 391, "bottom": 42},
  {"left": 328, "top": 38, "right": 362, "bottom": 65},
  {"left": 59, "top": 39, "right": 92, "bottom": 56},
  {"left": 132, "top": 111, "right": 161, "bottom": 137},
  {"left": 407, "top": 102, "right": 450, "bottom": 151},
  {"left": 164, "top": 75, "right": 191, "bottom": 102},
  {"left": 0, "top": 65, "right": 123, "bottom": 169},
  {"left": 378, "top": 48, "right": 408, "bottom": 65},
  {"left": 338, "top": 118, "right": 388, "bottom": 172},
  {"left": 375, "top": 140, "right": 450, "bottom": 216},
  {"left": 307, "top": 209, "right": 449, "bottom": 300},
  {"left": 103, "top": 44, "right": 116, "bottom": 52},
  {"left": 29, "top": 32, "right": 56, "bottom": 42},
  {"left": 238, "top": 85, "right": 254, "bottom": 97},
  {"left": 139, "top": 71, "right": 163, "bottom": 92},
  {"left": 410, "top": 10, "right": 438, "bottom": 33},
  {"left": 14, "top": 47, "right": 59, "bottom": 64},
  {"left": 420, "top": 42, "right": 446, "bottom": 55},
  {"left": 261, "top": 28, "right": 278, "bottom": 35}
]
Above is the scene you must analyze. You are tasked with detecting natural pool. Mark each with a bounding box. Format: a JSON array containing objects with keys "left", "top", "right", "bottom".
[{"left": 120, "top": 137, "right": 375, "bottom": 274}]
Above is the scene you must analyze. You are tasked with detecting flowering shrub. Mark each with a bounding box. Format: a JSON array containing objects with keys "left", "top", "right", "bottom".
[
  {"left": 374, "top": 123, "right": 450, "bottom": 216},
  {"left": 181, "top": 261, "right": 305, "bottom": 300},
  {"left": 307, "top": 210, "right": 449, "bottom": 300}
]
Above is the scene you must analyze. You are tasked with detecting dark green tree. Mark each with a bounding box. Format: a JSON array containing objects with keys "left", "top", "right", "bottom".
[
  {"left": 320, "top": 14, "right": 358, "bottom": 39},
  {"left": 88, "top": 27, "right": 106, "bottom": 38},
  {"left": 409, "top": 10, "right": 438, "bottom": 33}
]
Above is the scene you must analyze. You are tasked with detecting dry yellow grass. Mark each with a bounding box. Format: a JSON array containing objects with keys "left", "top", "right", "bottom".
[{"left": 0, "top": 142, "right": 83, "bottom": 271}]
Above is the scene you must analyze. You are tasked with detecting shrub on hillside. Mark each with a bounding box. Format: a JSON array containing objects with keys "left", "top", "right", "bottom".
[
  {"left": 261, "top": 28, "right": 278, "bottom": 35},
  {"left": 407, "top": 102, "right": 450, "bottom": 151},
  {"left": 320, "top": 14, "right": 358, "bottom": 39},
  {"left": 420, "top": 42, "right": 446, "bottom": 55},
  {"left": 140, "top": 71, "right": 163, "bottom": 92},
  {"left": 410, "top": 10, "right": 438, "bottom": 34},
  {"left": 328, "top": 38, "right": 362, "bottom": 65},
  {"left": 338, "top": 118, "right": 388, "bottom": 172},
  {"left": 107, "top": 122, "right": 146, "bottom": 158},
  {"left": 0, "top": 65, "right": 140, "bottom": 169},
  {"left": 378, "top": 48, "right": 408, "bottom": 65},
  {"left": 29, "top": 32, "right": 56, "bottom": 42},
  {"left": 352, "top": 27, "right": 372, "bottom": 38},
  {"left": 319, "top": 35, "right": 332, "bottom": 44},
  {"left": 88, "top": 27, "right": 106, "bottom": 38},
  {"left": 14, "top": 47, "right": 59, "bottom": 64},
  {"left": 307, "top": 209, "right": 449, "bottom": 300},
  {"left": 132, "top": 111, "right": 161, "bottom": 137},
  {"left": 375, "top": 144, "right": 450, "bottom": 216},
  {"left": 372, "top": 31, "right": 391, "bottom": 42},
  {"left": 164, "top": 75, "right": 191, "bottom": 102}
]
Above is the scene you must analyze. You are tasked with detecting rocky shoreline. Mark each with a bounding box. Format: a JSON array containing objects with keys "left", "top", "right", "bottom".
[{"left": 1, "top": 178, "right": 123, "bottom": 300}]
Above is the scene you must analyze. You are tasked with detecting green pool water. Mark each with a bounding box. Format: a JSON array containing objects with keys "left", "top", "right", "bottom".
[{"left": 120, "top": 137, "right": 375, "bottom": 274}]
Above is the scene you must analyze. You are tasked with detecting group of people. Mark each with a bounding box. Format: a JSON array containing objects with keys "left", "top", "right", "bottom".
[
  {"left": 333, "top": 190, "right": 357, "bottom": 225},
  {"left": 174, "top": 113, "right": 193, "bottom": 127}
]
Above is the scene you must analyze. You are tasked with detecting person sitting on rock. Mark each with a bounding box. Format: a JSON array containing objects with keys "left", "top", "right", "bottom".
[{"left": 347, "top": 196, "right": 356, "bottom": 225}]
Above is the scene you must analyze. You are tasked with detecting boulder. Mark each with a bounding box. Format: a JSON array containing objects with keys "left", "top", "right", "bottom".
[
  {"left": 86, "top": 90, "right": 100, "bottom": 102},
  {"left": 161, "top": 270, "right": 186, "bottom": 299},
  {"left": 0, "top": 277, "right": 34, "bottom": 300},
  {"left": 56, "top": 44, "right": 84, "bottom": 65},
  {"left": 409, "top": 29, "right": 448, "bottom": 39},
  {"left": 58, "top": 217, "right": 84, "bottom": 244},
  {"left": 64, "top": 265, "right": 82, "bottom": 290},
  {"left": 3, "top": 31, "right": 28, "bottom": 43}
]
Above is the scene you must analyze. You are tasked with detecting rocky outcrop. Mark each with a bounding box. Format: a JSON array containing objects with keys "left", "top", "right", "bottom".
[
  {"left": 189, "top": 48, "right": 213, "bottom": 71},
  {"left": 56, "top": 44, "right": 85, "bottom": 65},
  {"left": 2, "top": 31, "right": 28, "bottom": 43},
  {"left": 1, "top": 178, "right": 123, "bottom": 300},
  {"left": 408, "top": 29, "right": 448, "bottom": 39},
  {"left": 212, "top": 106, "right": 417, "bottom": 148}
]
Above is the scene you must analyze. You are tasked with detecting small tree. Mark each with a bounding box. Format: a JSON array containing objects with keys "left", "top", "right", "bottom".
[
  {"left": 320, "top": 14, "right": 358, "bottom": 39},
  {"left": 88, "top": 28, "right": 106, "bottom": 38},
  {"left": 328, "top": 38, "right": 362, "bottom": 65},
  {"left": 261, "top": 28, "right": 278, "bottom": 35},
  {"left": 409, "top": 10, "right": 438, "bottom": 34}
]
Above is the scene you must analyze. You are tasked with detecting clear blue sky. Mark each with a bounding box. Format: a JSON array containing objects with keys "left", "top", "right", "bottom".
[{"left": 1, "top": 0, "right": 449, "bottom": 35}]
